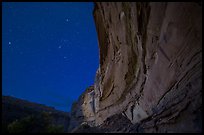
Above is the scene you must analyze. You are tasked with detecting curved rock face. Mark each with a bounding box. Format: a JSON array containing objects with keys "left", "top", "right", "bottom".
[
  {"left": 70, "top": 2, "right": 202, "bottom": 133},
  {"left": 68, "top": 86, "right": 96, "bottom": 131}
]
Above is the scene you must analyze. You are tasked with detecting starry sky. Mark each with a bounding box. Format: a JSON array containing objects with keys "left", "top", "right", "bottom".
[{"left": 2, "top": 2, "right": 99, "bottom": 112}]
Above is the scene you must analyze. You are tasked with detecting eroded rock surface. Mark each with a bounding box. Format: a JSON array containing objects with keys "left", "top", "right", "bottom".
[
  {"left": 68, "top": 86, "right": 95, "bottom": 131},
  {"left": 69, "top": 2, "right": 202, "bottom": 133}
]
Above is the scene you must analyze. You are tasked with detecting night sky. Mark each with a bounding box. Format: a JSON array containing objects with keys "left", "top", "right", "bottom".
[{"left": 2, "top": 2, "right": 99, "bottom": 112}]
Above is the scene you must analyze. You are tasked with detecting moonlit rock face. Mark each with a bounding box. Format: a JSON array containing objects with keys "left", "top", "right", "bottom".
[
  {"left": 120, "top": 11, "right": 125, "bottom": 20},
  {"left": 70, "top": 2, "right": 202, "bottom": 133}
]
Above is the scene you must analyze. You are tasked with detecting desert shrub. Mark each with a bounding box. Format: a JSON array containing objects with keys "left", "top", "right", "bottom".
[
  {"left": 46, "top": 125, "right": 64, "bottom": 133},
  {"left": 7, "top": 112, "right": 64, "bottom": 133}
]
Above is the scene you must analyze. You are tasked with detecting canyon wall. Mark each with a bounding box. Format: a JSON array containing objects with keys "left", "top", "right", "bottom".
[{"left": 70, "top": 2, "right": 202, "bottom": 132}]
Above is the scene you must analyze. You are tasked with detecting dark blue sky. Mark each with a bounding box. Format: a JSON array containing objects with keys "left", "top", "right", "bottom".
[{"left": 2, "top": 2, "right": 99, "bottom": 112}]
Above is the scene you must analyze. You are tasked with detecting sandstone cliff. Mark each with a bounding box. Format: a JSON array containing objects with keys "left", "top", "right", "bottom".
[{"left": 69, "top": 2, "right": 202, "bottom": 133}]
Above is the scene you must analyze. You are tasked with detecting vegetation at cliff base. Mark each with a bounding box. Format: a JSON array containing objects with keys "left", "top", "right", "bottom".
[{"left": 6, "top": 112, "right": 64, "bottom": 133}]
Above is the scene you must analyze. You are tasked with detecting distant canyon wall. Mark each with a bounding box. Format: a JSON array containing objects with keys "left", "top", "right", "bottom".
[{"left": 70, "top": 2, "right": 202, "bottom": 132}]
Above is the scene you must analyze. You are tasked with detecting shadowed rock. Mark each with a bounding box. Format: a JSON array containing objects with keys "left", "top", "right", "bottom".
[{"left": 69, "top": 2, "right": 202, "bottom": 133}]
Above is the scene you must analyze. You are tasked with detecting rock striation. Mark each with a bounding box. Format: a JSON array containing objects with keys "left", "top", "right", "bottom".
[
  {"left": 68, "top": 86, "right": 96, "bottom": 131},
  {"left": 69, "top": 2, "right": 202, "bottom": 133}
]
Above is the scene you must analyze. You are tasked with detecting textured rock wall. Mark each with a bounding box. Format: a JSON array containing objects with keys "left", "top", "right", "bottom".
[
  {"left": 68, "top": 86, "right": 95, "bottom": 131},
  {"left": 70, "top": 2, "right": 202, "bottom": 133}
]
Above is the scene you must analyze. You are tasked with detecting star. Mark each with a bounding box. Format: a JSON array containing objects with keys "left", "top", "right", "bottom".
[
  {"left": 8, "top": 41, "right": 11, "bottom": 45},
  {"left": 58, "top": 45, "right": 62, "bottom": 49},
  {"left": 66, "top": 18, "right": 69, "bottom": 22}
]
